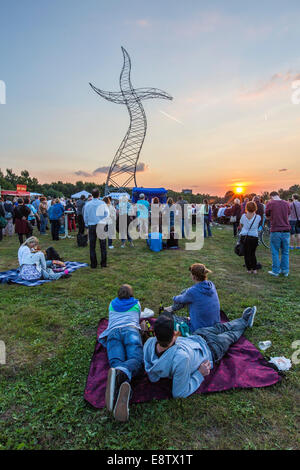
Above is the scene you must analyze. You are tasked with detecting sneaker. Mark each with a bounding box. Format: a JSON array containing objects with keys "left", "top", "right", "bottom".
[
  {"left": 121, "top": 244, "right": 125, "bottom": 248},
  {"left": 108, "top": 246, "right": 114, "bottom": 249},
  {"left": 242, "top": 306, "right": 257, "bottom": 327},
  {"left": 113, "top": 382, "right": 131, "bottom": 422},
  {"left": 268, "top": 271, "right": 279, "bottom": 277},
  {"left": 282, "top": 272, "right": 289, "bottom": 277},
  {"left": 105, "top": 368, "right": 127, "bottom": 412}
]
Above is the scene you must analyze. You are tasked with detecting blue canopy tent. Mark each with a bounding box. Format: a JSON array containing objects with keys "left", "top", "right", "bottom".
[{"left": 132, "top": 187, "right": 167, "bottom": 203}]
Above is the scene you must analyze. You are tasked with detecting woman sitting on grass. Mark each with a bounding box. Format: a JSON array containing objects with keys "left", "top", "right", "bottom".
[
  {"left": 165, "top": 263, "right": 221, "bottom": 332},
  {"left": 98, "top": 284, "right": 143, "bottom": 423},
  {"left": 18, "top": 237, "right": 70, "bottom": 281}
]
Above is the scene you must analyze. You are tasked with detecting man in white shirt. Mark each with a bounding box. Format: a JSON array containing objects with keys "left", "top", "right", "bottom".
[{"left": 84, "top": 188, "right": 109, "bottom": 268}]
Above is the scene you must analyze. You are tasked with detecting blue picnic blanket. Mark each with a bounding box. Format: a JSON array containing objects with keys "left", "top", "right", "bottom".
[{"left": 0, "top": 261, "right": 88, "bottom": 286}]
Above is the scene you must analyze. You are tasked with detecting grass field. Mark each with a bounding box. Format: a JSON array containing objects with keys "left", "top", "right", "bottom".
[{"left": 0, "top": 225, "right": 299, "bottom": 450}]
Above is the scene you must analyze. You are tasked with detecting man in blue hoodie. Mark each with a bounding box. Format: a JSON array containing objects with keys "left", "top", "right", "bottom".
[
  {"left": 144, "top": 307, "right": 257, "bottom": 399},
  {"left": 48, "top": 199, "right": 65, "bottom": 241},
  {"left": 99, "top": 284, "right": 143, "bottom": 422},
  {"left": 165, "top": 263, "right": 221, "bottom": 332}
]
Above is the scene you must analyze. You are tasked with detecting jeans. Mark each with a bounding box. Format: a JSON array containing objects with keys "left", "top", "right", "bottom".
[
  {"left": 40, "top": 214, "right": 47, "bottom": 234},
  {"left": 204, "top": 215, "right": 212, "bottom": 238},
  {"left": 270, "top": 232, "right": 290, "bottom": 274},
  {"left": 41, "top": 268, "right": 63, "bottom": 280},
  {"left": 88, "top": 225, "right": 107, "bottom": 267},
  {"left": 194, "top": 317, "right": 247, "bottom": 362},
  {"left": 106, "top": 327, "right": 143, "bottom": 381}
]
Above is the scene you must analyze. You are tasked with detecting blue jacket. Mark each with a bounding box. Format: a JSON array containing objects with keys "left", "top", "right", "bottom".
[
  {"left": 48, "top": 203, "right": 64, "bottom": 221},
  {"left": 173, "top": 281, "right": 220, "bottom": 332},
  {"left": 144, "top": 335, "right": 213, "bottom": 398}
]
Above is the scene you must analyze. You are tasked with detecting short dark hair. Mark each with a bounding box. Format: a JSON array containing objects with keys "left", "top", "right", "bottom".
[
  {"left": 18, "top": 198, "right": 23, "bottom": 204},
  {"left": 23, "top": 197, "right": 29, "bottom": 204},
  {"left": 246, "top": 201, "right": 257, "bottom": 213},
  {"left": 92, "top": 188, "right": 100, "bottom": 198},
  {"left": 80, "top": 195, "right": 86, "bottom": 200},
  {"left": 270, "top": 191, "right": 279, "bottom": 197},
  {"left": 154, "top": 313, "right": 174, "bottom": 347},
  {"left": 292, "top": 194, "right": 299, "bottom": 200},
  {"left": 118, "top": 284, "right": 133, "bottom": 299}
]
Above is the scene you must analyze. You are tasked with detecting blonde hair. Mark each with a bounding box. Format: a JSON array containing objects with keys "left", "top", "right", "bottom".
[
  {"left": 21, "top": 236, "right": 39, "bottom": 248},
  {"left": 234, "top": 198, "right": 240, "bottom": 204}
]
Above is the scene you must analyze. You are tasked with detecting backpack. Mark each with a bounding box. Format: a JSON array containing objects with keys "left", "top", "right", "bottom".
[{"left": 77, "top": 233, "right": 88, "bottom": 247}]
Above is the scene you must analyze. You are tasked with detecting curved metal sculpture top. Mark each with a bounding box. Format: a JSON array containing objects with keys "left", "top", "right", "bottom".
[{"left": 90, "top": 47, "right": 173, "bottom": 194}]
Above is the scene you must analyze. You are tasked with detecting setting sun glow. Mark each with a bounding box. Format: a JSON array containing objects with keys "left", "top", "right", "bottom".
[{"left": 235, "top": 187, "right": 244, "bottom": 194}]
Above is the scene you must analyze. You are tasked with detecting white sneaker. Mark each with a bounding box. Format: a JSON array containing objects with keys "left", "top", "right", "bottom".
[
  {"left": 108, "top": 246, "right": 114, "bottom": 249},
  {"left": 121, "top": 244, "right": 125, "bottom": 248},
  {"left": 268, "top": 271, "right": 279, "bottom": 277}
]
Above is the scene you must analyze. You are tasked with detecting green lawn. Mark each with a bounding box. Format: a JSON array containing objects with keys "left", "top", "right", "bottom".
[{"left": 0, "top": 226, "right": 299, "bottom": 450}]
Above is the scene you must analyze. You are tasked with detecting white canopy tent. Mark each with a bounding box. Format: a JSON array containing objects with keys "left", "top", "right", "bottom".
[{"left": 70, "top": 190, "right": 92, "bottom": 199}]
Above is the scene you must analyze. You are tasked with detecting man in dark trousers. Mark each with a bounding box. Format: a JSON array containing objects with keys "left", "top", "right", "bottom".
[
  {"left": 76, "top": 194, "right": 86, "bottom": 235},
  {"left": 84, "top": 188, "right": 109, "bottom": 268}
]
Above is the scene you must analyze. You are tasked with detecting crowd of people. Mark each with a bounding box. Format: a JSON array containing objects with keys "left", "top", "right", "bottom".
[
  {"left": 0, "top": 189, "right": 299, "bottom": 422},
  {"left": 1, "top": 190, "right": 299, "bottom": 279}
]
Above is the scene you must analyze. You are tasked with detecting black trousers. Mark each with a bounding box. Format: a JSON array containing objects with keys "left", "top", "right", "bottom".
[
  {"left": 51, "top": 220, "right": 60, "bottom": 241},
  {"left": 77, "top": 214, "right": 85, "bottom": 234},
  {"left": 241, "top": 235, "right": 258, "bottom": 270},
  {"left": 88, "top": 225, "right": 107, "bottom": 268}
]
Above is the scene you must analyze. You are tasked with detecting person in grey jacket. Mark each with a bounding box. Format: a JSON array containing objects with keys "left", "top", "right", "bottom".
[{"left": 143, "top": 306, "right": 257, "bottom": 398}]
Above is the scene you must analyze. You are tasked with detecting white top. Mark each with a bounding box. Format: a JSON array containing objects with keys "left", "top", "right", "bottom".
[
  {"left": 18, "top": 245, "right": 31, "bottom": 266},
  {"left": 240, "top": 214, "right": 261, "bottom": 237}
]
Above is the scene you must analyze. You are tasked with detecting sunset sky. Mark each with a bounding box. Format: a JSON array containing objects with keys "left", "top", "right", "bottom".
[{"left": 1, "top": 0, "right": 300, "bottom": 196}]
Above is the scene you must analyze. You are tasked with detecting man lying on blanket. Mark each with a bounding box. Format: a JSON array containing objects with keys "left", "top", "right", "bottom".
[
  {"left": 143, "top": 306, "right": 257, "bottom": 399},
  {"left": 99, "top": 284, "right": 143, "bottom": 423}
]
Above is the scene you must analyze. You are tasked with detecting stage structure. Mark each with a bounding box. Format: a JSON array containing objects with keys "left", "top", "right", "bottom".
[{"left": 90, "top": 47, "right": 173, "bottom": 194}]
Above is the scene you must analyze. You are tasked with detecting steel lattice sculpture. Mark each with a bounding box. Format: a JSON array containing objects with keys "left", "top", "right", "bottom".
[{"left": 90, "top": 47, "right": 173, "bottom": 194}]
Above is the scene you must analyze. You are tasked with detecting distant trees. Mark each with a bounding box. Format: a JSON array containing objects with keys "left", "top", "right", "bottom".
[{"left": 0, "top": 168, "right": 299, "bottom": 203}]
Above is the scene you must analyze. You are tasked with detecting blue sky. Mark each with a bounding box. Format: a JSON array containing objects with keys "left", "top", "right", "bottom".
[{"left": 1, "top": 0, "right": 300, "bottom": 195}]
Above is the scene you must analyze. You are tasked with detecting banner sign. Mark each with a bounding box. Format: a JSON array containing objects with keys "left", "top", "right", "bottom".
[{"left": 16, "top": 184, "right": 27, "bottom": 192}]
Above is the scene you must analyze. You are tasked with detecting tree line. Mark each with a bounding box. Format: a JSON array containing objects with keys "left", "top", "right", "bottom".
[{"left": 0, "top": 168, "right": 299, "bottom": 203}]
